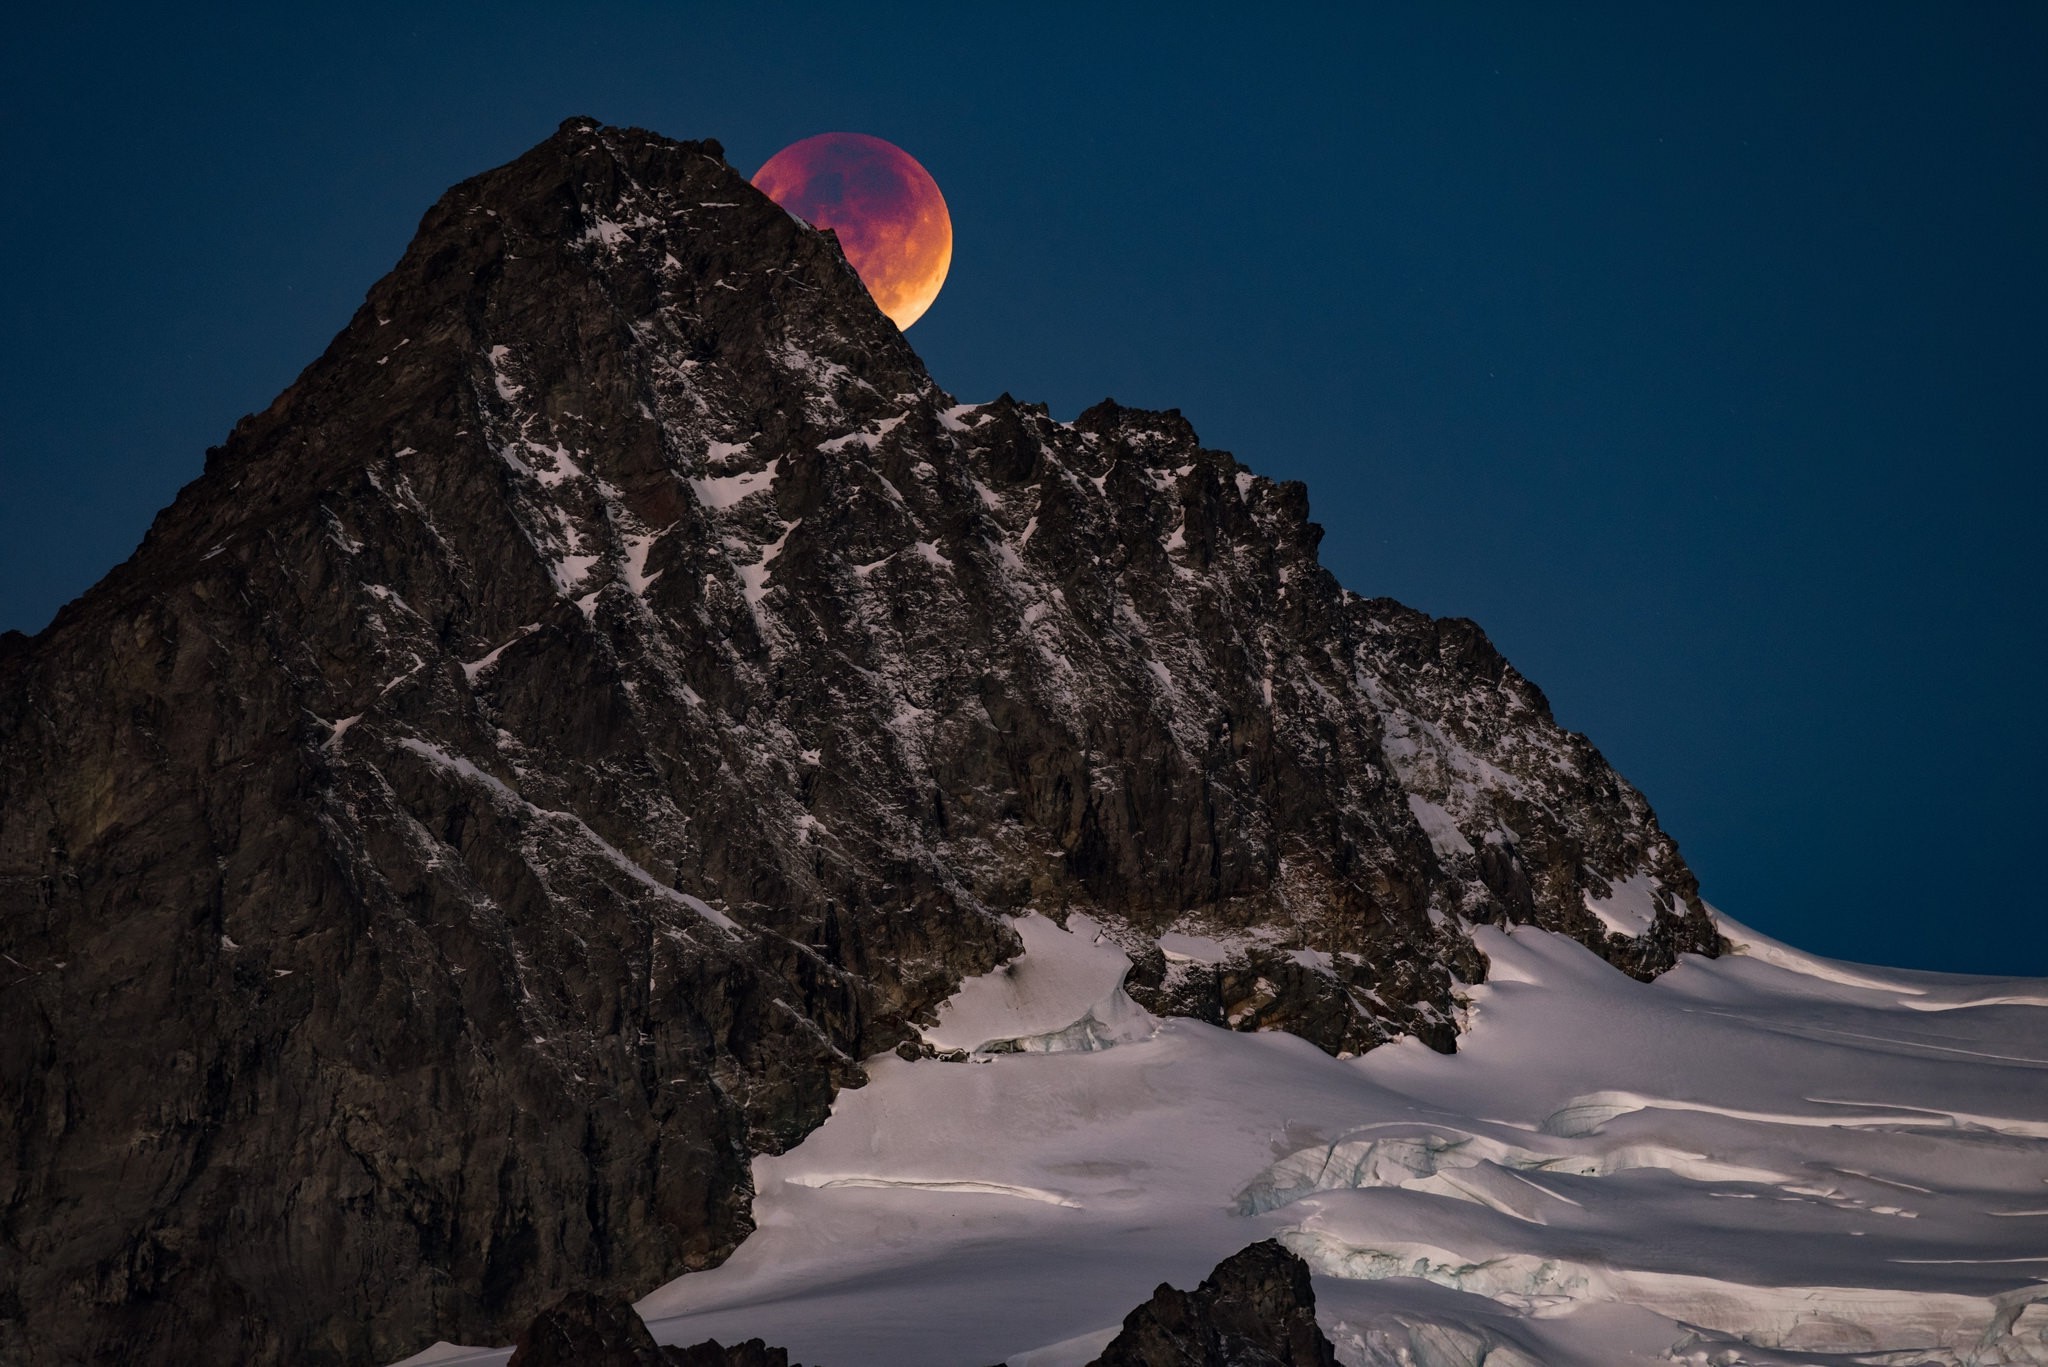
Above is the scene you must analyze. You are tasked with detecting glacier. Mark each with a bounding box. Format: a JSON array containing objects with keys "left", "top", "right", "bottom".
[{"left": 398, "top": 911, "right": 2048, "bottom": 1366}]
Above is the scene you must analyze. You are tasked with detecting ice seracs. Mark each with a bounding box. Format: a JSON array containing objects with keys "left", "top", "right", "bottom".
[{"left": 617, "top": 913, "right": 2048, "bottom": 1367}]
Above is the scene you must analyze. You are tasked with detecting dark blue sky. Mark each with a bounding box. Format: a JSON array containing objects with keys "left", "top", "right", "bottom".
[{"left": 4, "top": 4, "right": 2042, "bottom": 973}]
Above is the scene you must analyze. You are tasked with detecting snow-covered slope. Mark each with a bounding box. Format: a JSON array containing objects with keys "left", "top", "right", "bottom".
[{"left": 404, "top": 914, "right": 2048, "bottom": 1366}]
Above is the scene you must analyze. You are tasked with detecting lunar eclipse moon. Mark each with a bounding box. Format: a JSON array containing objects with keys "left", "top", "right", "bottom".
[{"left": 752, "top": 132, "right": 952, "bottom": 330}]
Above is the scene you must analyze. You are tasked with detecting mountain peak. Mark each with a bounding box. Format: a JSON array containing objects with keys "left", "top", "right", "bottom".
[
  {"left": 0, "top": 123, "right": 1715, "bottom": 1365},
  {"left": 52, "top": 120, "right": 916, "bottom": 640}
]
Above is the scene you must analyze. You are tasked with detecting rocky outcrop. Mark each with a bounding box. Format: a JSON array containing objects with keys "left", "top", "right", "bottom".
[
  {"left": 667, "top": 1339, "right": 797, "bottom": 1367},
  {"left": 507, "top": 1291, "right": 675, "bottom": 1367},
  {"left": 0, "top": 118, "right": 1718, "bottom": 1365},
  {"left": 505, "top": 1292, "right": 794, "bottom": 1367},
  {"left": 1089, "top": 1240, "right": 1337, "bottom": 1367}
]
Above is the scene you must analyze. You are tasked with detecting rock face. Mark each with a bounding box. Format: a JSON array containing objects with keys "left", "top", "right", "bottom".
[
  {"left": 1089, "top": 1240, "right": 1337, "bottom": 1367},
  {"left": 0, "top": 119, "right": 1720, "bottom": 1365}
]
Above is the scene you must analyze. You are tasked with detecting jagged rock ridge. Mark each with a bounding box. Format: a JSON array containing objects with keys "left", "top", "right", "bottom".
[
  {"left": 0, "top": 118, "right": 1719, "bottom": 1365},
  {"left": 1089, "top": 1240, "right": 1338, "bottom": 1367}
]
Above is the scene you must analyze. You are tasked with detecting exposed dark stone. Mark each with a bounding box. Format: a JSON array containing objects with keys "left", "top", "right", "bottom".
[
  {"left": 667, "top": 1337, "right": 796, "bottom": 1367},
  {"left": 1088, "top": 1240, "right": 1336, "bottom": 1367},
  {"left": 0, "top": 120, "right": 1720, "bottom": 1366},
  {"left": 502, "top": 1291, "right": 797, "bottom": 1367},
  {"left": 507, "top": 1291, "right": 671, "bottom": 1367}
]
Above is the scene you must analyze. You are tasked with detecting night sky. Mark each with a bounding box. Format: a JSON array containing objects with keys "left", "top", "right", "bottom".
[{"left": 4, "top": 4, "right": 2042, "bottom": 974}]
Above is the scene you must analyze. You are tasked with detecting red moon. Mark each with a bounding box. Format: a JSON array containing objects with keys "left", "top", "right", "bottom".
[{"left": 752, "top": 132, "right": 952, "bottom": 330}]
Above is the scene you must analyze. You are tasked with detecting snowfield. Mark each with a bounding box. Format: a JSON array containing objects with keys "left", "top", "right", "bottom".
[{"left": 403, "top": 913, "right": 2048, "bottom": 1366}]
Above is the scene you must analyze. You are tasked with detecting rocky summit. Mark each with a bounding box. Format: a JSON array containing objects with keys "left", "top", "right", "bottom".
[{"left": 0, "top": 119, "right": 1719, "bottom": 1365}]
